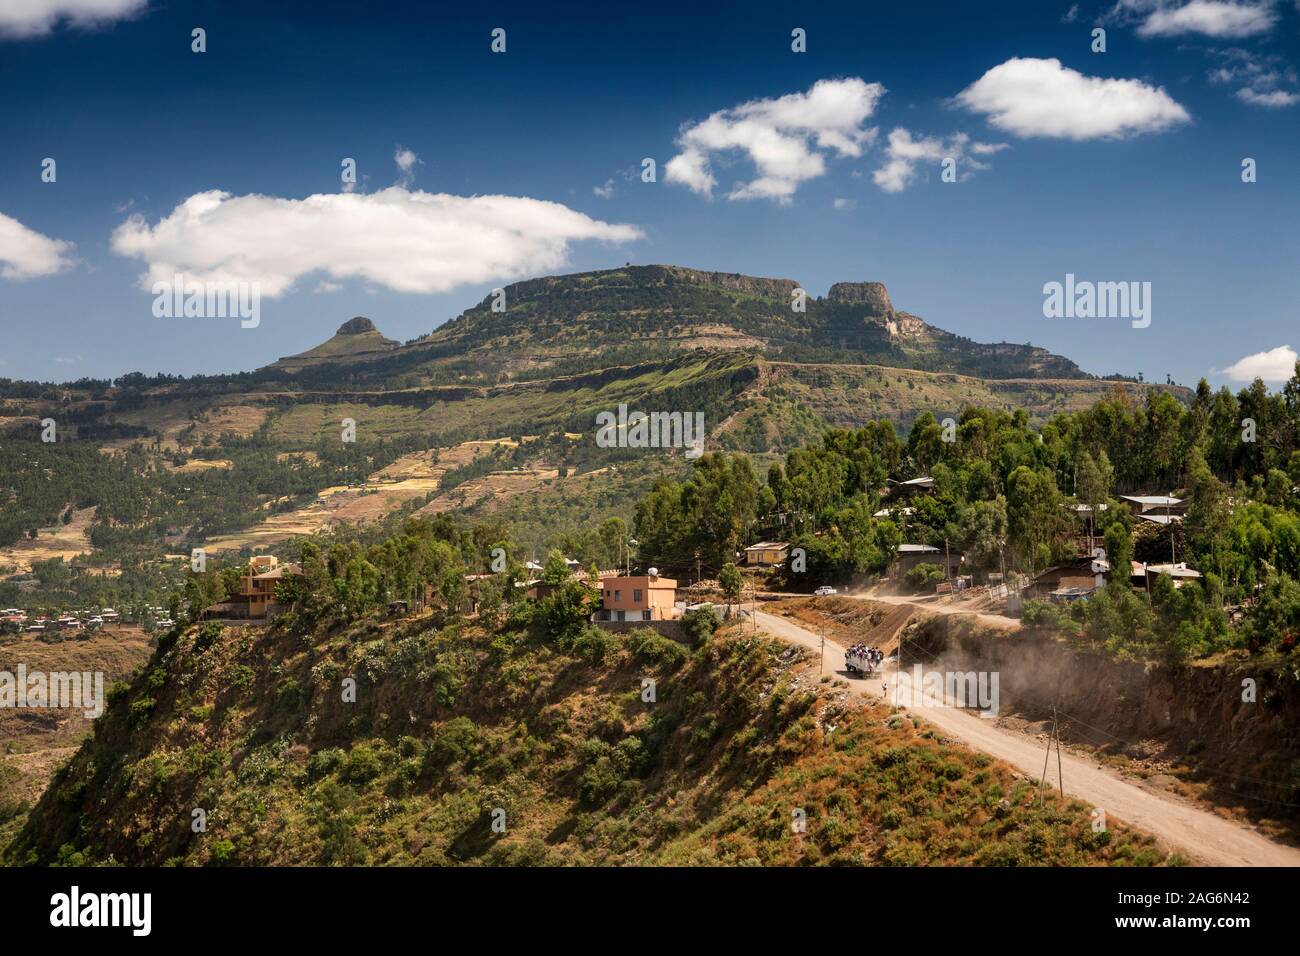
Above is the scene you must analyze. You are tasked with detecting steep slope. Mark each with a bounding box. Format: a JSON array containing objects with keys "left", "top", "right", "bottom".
[{"left": 5, "top": 615, "right": 1173, "bottom": 866}]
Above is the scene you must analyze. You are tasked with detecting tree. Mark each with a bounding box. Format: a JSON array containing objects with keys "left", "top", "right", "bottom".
[
  {"left": 1076, "top": 451, "right": 1112, "bottom": 545},
  {"left": 1006, "top": 466, "right": 1061, "bottom": 571},
  {"left": 1103, "top": 521, "right": 1133, "bottom": 589},
  {"left": 957, "top": 497, "right": 1008, "bottom": 573},
  {"left": 541, "top": 549, "right": 572, "bottom": 585},
  {"left": 718, "top": 562, "right": 743, "bottom": 613}
]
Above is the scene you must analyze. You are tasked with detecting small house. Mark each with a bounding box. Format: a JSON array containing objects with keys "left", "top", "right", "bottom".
[{"left": 744, "top": 541, "right": 791, "bottom": 566}]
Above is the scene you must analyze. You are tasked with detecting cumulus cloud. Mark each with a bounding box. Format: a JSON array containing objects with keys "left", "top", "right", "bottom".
[
  {"left": 1221, "top": 345, "right": 1298, "bottom": 383},
  {"left": 0, "top": 211, "right": 76, "bottom": 279},
  {"left": 872, "top": 129, "right": 1007, "bottom": 193},
  {"left": 110, "top": 188, "right": 642, "bottom": 297},
  {"left": 832, "top": 197, "right": 856, "bottom": 210},
  {"left": 1136, "top": 1, "right": 1278, "bottom": 38},
  {"left": 666, "top": 78, "right": 886, "bottom": 203},
  {"left": 0, "top": 0, "right": 147, "bottom": 38},
  {"left": 593, "top": 178, "right": 615, "bottom": 199},
  {"left": 954, "top": 57, "right": 1191, "bottom": 139}
]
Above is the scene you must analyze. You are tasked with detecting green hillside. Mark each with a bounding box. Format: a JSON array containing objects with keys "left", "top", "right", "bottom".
[{"left": 4, "top": 605, "right": 1169, "bottom": 867}]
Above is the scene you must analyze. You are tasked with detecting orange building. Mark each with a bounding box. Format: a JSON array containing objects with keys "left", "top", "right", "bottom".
[{"left": 597, "top": 572, "right": 678, "bottom": 622}]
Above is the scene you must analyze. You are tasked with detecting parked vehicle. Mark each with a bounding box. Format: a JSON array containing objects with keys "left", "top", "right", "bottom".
[{"left": 814, "top": 585, "right": 836, "bottom": 596}]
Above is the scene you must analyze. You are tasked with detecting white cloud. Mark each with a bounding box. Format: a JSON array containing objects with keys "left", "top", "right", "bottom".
[
  {"left": 666, "top": 78, "right": 885, "bottom": 203},
  {"left": 313, "top": 280, "right": 341, "bottom": 294},
  {"left": 955, "top": 57, "right": 1191, "bottom": 139},
  {"left": 1136, "top": 1, "right": 1278, "bottom": 38},
  {"left": 0, "top": 0, "right": 147, "bottom": 38},
  {"left": 832, "top": 197, "right": 856, "bottom": 210},
  {"left": 593, "top": 178, "right": 615, "bottom": 199},
  {"left": 110, "top": 188, "right": 642, "bottom": 297},
  {"left": 0, "top": 211, "right": 76, "bottom": 279},
  {"left": 1221, "top": 345, "right": 1298, "bottom": 382},
  {"left": 1236, "top": 87, "right": 1300, "bottom": 106},
  {"left": 393, "top": 146, "right": 421, "bottom": 187},
  {"left": 873, "top": 129, "right": 944, "bottom": 193},
  {"left": 872, "top": 129, "right": 1007, "bottom": 192},
  {"left": 1205, "top": 46, "right": 1298, "bottom": 108}
]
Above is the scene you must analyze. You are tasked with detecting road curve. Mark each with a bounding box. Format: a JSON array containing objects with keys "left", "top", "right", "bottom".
[{"left": 753, "top": 609, "right": 1300, "bottom": 868}]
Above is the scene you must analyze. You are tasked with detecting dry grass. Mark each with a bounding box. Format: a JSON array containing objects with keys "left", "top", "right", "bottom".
[{"left": 0, "top": 506, "right": 96, "bottom": 574}]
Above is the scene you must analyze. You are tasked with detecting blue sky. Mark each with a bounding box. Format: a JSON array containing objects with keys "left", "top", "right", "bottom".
[{"left": 0, "top": 0, "right": 1297, "bottom": 388}]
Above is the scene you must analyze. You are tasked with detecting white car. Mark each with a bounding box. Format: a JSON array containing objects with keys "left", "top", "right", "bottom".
[{"left": 814, "top": 585, "right": 836, "bottom": 596}]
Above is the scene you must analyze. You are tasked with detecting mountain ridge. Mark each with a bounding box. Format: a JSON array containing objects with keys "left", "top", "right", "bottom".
[{"left": 263, "top": 264, "right": 1091, "bottom": 384}]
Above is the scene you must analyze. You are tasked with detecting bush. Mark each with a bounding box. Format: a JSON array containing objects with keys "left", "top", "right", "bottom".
[
  {"left": 903, "top": 563, "right": 946, "bottom": 593},
  {"left": 128, "top": 696, "right": 157, "bottom": 725},
  {"left": 341, "top": 744, "right": 383, "bottom": 784},
  {"left": 193, "top": 621, "right": 223, "bottom": 653},
  {"left": 680, "top": 606, "right": 721, "bottom": 644},
  {"left": 573, "top": 626, "right": 621, "bottom": 665},
  {"left": 628, "top": 629, "right": 688, "bottom": 669}
]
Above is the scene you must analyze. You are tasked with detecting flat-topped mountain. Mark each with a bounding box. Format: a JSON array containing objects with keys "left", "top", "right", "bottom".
[
  {"left": 2, "top": 263, "right": 1183, "bottom": 463},
  {"left": 300, "top": 264, "right": 1084, "bottom": 383}
]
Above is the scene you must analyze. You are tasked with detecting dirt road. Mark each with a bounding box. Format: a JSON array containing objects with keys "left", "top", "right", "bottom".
[
  {"left": 753, "top": 609, "right": 1300, "bottom": 867},
  {"left": 850, "top": 590, "right": 1021, "bottom": 631}
]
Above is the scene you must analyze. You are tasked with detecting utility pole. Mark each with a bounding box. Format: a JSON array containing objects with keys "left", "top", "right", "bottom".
[
  {"left": 1055, "top": 704, "right": 1064, "bottom": 798},
  {"left": 1038, "top": 707, "right": 1060, "bottom": 805}
]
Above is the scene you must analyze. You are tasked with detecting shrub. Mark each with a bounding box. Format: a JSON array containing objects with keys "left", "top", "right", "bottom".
[
  {"left": 341, "top": 744, "right": 383, "bottom": 784},
  {"left": 903, "top": 563, "right": 946, "bottom": 593},
  {"left": 628, "top": 629, "right": 688, "bottom": 669},
  {"left": 680, "top": 606, "right": 721, "bottom": 644},
  {"left": 128, "top": 696, "right": 157, "bottom": 725},
  {"left": 573, "top": 626, "right": 621, "bottom": 665}
]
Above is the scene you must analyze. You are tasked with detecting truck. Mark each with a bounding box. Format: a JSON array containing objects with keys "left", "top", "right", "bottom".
[{"left": 844, "top": 644, "right": 879, "bottom": 676}]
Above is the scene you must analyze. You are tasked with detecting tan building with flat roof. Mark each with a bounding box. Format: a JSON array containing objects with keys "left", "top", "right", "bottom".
[
  {"left": 596, "top": 573, "right": 678, "bottom": 622},
  {"left": 744, "top": 541, "right": 790, "bottom": 566},
  {"left": 202, "top": 555, "right": 301, "bottom": 620}
]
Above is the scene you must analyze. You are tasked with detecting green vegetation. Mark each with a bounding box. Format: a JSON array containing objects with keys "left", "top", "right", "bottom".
[{"left": 6, "top": 569, "right": 1168, "bottom": 866}]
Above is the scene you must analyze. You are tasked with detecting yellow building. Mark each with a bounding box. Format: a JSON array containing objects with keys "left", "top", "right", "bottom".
[{"left": 744, "top": 541, "right": 790, "bottom": 566}]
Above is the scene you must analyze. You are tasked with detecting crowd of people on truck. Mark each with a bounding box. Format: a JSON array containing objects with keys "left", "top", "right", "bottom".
[{"left": 848, "top": 643, "right": 885, "bottom": 672}]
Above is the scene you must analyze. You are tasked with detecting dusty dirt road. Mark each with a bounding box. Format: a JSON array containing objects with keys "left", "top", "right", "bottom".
[
  {"left": 852, "top": 590, "right": 1021, "bottom": 631},
  {"left": 753, "top": 609, "right": 1300, "bottom": 867}
]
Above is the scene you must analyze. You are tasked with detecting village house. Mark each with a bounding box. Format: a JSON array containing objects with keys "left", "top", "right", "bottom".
[
  {"left": 1028, "top": 548, "right": 1110, "bottom": 603},
  {"left": 1134, "top": 561, "right": 1203, "bottom": 588},
  {"left": 744, "top": 541, "right": 790, "bottom": 566},
  {"left": 1121, "top": 494, "right": 1186, "bottom": 526},
  {"left": 891, "top": 543, "right": 963, "bottom": 580},
  {"left": 594, "top": 570, "right": 678, "bottom": 623},
  {"left": 885, "top": 476, "right": 934, "bottom": 499},
  {"left": 201, "top": 554, "right": 302, "bottom": 621}
]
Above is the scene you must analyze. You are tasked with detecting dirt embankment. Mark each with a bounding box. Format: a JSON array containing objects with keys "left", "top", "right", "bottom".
[{"left": 901, "top": 612, "right": 1300, "bottom": 840}]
